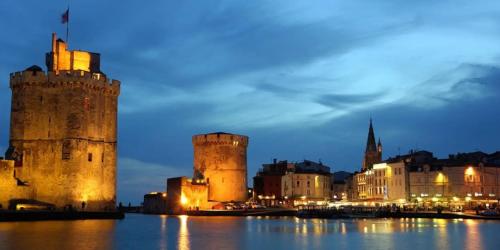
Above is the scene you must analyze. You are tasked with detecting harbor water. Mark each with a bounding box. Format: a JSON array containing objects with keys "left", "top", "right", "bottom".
[{"left": 0, "top": 214, "right": 498, "bottom": 249}]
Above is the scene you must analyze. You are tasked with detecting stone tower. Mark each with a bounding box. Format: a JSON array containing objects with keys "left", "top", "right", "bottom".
[
  {"left": 2, "top": 33, "right": 120, "bottom": 211},
  {"left": 192, "top": 132, "right": 248, "bottom": 202},
  {"left": 362, "top": 119, "right": 382, "bottom": 170}
]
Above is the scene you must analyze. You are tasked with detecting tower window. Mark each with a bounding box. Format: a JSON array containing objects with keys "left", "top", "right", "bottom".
[
  {"left": 88, "top": 153, "right": 93, "bottom": 162},
  {"left": 101, "top": 153, "right": 104, "bottom": 163},
  {"left": 62, "top": 141, "right": 71, "bottom": 160}
]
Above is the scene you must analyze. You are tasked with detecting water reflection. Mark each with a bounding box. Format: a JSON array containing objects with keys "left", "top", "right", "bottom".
[
  {"left": 159, "top": 215, "right": 168, "bottom": 250},
  {"left": 178, "top": 215, "right": 190, "bottom": 250},
  {"left": 465, "top": 220, "right": 483, "bottom": 250},
  {"left": 0, "top": 215, "right": 498, "bottom": 250},
  {"left": 0, "top": 220, "right": 115, "bottom": 250}
]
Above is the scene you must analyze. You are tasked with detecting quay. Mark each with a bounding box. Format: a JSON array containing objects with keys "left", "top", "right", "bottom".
[
  {"left": 296, "top": 207, "right": 500, "bottom": 220},
  {"left": 0, "top": 210, "right": 125, "bottom": 222},
  {"left": 186, "top": 208, "right": 297, "bottom": 217}
]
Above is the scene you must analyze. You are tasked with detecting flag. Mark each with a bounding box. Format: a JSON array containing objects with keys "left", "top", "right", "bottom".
[{"left": 61, "top": 8, "right": 69, "bottom": 24}]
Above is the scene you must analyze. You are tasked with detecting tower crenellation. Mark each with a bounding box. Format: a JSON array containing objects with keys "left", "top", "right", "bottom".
[
  {"left": 192, "top": 133, "right": 248, "bottom": 147},
  {"left": 10, "top": 70, "right": 120, "bottom": 96}
]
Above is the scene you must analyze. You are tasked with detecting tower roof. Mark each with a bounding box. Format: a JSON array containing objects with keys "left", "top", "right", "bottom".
[{"left": 365, "top": 119, "right": 377, "bottom": 153}]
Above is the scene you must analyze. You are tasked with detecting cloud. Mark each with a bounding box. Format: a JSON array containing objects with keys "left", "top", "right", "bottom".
[
  {"left": 117, "top": 158, "right": 191, "bottom": 204},
  {"left": 2, "top": 0, "right": 500, "bottom": 202}
]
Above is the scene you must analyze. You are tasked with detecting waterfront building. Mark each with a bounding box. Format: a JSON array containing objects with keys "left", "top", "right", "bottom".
[
  {"left": 405, "top": 151, "right": 500, "bottom": 208},
  {"left": 192, "top": 132, "right": 249, "bottom": 202},
  {"left": 253, "top": 159, "right": 293, "bottom": 206},
  {"left": 0, "top": 33, "right": 120, "bottom": 211},
  {"left": 352, "top": 150, "right": 500, "bottom": 208},
  {"left": 254, "top": 160, "right": 332, "bottom": 206},
  {"left": 166, "top": 177, "right": 210, "bottom": 214},
  {"left": 143, "top": 192, "right": 167, "bottom": 214}
]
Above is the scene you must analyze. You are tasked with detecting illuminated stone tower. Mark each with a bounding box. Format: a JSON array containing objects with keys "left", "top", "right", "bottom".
[
  {"left": 192, "top": 132, "right": 248, "bottom": 202},
  {"left": 362, "top": 119, "right": 382, "bottom": 170},
  {"left": 2, "top": 33, "right": 120, "bottom": 211}
]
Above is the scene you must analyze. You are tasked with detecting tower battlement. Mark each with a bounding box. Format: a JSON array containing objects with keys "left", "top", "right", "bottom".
[
  {"left": 10, "top": 69, "right": 120, "bottom": 96},
  {"left": 192, "top": 132, "right": 248, "bottom": 147}
]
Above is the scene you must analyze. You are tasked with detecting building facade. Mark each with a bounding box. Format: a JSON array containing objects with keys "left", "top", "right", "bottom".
[
  {"left": 353, "top": 150, "right": 500, "bottom": 208},
  {"left": 406, "top": 151, "right": 500, "bottom": 208},
  {"left": 254, "top": 160, "right": 332, "bottom": 206},
  {"left": 0, "top": 33, "right": 119, "bottom": 211}
]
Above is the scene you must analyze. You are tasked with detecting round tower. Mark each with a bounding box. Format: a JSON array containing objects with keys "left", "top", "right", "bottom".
[
  {"left": 5, "top": 34, "right": 120, "bottom": 211},
  {"left": 192, "top": 132, "right": 248, "bottom": 202}
]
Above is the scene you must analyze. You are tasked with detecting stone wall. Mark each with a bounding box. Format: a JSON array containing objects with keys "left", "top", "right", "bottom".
[{"left": 0, "top": 160, "right": 30, "bottom": 209}]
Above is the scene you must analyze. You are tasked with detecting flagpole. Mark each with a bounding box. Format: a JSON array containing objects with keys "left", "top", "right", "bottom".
[{"left": 66, "top": 6, "right": 69, "bottom": 47}]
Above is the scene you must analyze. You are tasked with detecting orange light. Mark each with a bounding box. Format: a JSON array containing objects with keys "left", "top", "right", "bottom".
[
  {"left": 436, "top": 172, "right": 445, "bottom": 184},
  {"left": 180, "top": 193, "right": 188, "bottom": 205},
  {"left": 465, "top": 167, "right": 474, "bottom": 176}
]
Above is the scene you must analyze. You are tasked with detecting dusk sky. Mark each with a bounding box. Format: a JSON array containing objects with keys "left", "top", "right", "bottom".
[{"left": 1, "top": 0, "right": 500, "bottom": 204}]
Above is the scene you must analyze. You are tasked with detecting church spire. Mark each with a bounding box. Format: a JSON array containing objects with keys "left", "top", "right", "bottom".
[
  {"left": 365, "top": 119, "right": 377, "bottom": 153},
  {"left": 362, "top": 118, "right": 382, "bottom": 171}
]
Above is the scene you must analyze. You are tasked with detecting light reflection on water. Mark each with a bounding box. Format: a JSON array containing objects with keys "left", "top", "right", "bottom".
[{"left": 0, "top": 214, "right": 499, "bottom": 250}]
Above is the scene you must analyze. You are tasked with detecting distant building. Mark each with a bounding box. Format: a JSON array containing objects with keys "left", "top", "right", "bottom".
[
  {"left": 331, "top": 171, "right": 353, "bottom": 201},
  {"left": 253, "top": 160, "right": 332, "bottom": 206},
  {"left": 405, "top": 151, "right": 500, "bottom": 208},
  {"left": 362, "top": 119, "right": 382, "bottom": 171},
  {"left": 352, "top": 150, "right": 500, "bottom": 208},
  {"left": 253, "top": 159, "right": 293, "bottom": 206},
  {"left": 143, "top": 192, "right": 167, "bottom": 214}
]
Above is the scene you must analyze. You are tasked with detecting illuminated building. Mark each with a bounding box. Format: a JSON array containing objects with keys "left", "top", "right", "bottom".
[
  {"left": 166, "top": 177, "right": 209, "bottom": 214},
  {"left": 352, "top": 150, "right": 500, "bottom": 207},
  {"left": 192, "top": 132, "right": 248, "bottom": 202},
  {"left": 406, "top": 151, "right": 500, "bottom": 208},
  {"left": 254, "top": 159, "right": 332, "bottom": 206},
  {"left": 0, "top": 33, "right": 120, "bottom": 211}
]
